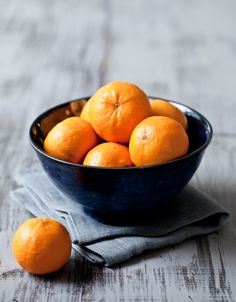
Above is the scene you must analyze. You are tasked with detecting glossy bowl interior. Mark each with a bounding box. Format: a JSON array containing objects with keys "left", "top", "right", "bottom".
[{"left": 29, "top": 97, "right": 213, "bottom": 220}]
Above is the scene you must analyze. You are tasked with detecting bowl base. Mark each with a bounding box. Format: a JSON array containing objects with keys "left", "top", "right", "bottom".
[{"left": 84, "top": 202, "right": 172, "bottom": 226}]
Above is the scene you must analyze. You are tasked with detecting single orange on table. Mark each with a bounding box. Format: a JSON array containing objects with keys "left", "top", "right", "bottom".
[
  {"left": 129, "top": 116, "right": 189, "bottom": 166},
  {"left": 150, "top": 99, "right": 188, "bottom": 130},
  {"left": 89, "top": 81, "right": 152, "bottom": 144},
  {"left": 12, "top": 218, "right": 72, "bottom": 275},
  {"left": 83, "top": 142, "right": 133, "bottom": 167},
  {"left": 44, "top": 117, "right": 99, "bottom": 164}
]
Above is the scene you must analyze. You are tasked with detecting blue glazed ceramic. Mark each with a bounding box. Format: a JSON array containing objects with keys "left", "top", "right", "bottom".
[{"left": 29, "top": 97, "right": 213, "bottom": 220}]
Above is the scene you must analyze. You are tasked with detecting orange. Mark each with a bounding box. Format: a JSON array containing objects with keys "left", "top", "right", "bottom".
[
  {"left": 83, "top": 142, "right": 133, "bottom": 167},
  {"left": 80, "top": 99, "right": 92, "bottom": 123},
  {"left": 44, "top": 117, "right": 99, "bottom": 164},
  {"left": 150, "top": 99, "right": 188, "bottom": 130},
  {"left": 89, "top": 81, "right": 152, "bottom": 144},
  {"left": 12, "top": 218, "right": 72, "bottom": 275},
  {"left": 129, "top": 116, "right": 189, "bottom": 166}
]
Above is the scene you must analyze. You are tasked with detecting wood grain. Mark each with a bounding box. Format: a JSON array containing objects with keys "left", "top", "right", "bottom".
[{"left": 0, "top": 0, "right": 236, "bottom": 301}]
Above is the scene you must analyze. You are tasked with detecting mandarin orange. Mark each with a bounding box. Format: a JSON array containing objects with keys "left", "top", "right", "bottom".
[
  {"left": 150, "top": 99, "right": 188, "bottom": 130},
  {"left": 89, "top": 81, "right": 152, "bottom": 144},
  {"left": 12, "top": 218, "right": 72, "bottom": 275},
  {"left": 129, "top": 116, "right": 189, "bottom": 166},
  {"left": 83, "top": 142, "right": 133, "bottom": 167},
  {"left": 44, "top": 117, "right": 99, "bottom": 163},
  {"left": 80, "top": 99, "right": 92, "bottom": 123}
]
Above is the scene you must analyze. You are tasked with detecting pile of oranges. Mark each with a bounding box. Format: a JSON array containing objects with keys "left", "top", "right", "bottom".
[{"left": 44, "top": 81, "right": 189, "bottom": 167}]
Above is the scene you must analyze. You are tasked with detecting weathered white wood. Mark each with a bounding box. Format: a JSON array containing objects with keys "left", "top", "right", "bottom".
[
  {"left": 0, "top": 0, "right": 236, "bottom": 301},
  {"left": 104, "top": 0, "right": 236, "bottom": 135}
]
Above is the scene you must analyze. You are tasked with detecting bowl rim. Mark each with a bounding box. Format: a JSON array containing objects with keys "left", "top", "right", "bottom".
[{"left": 29, "top": 96, "right": 213, "bottom": 170}]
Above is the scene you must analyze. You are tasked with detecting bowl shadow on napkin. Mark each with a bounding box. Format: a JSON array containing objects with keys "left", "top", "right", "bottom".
[
  {"left": 193, "top": 182, "right": 235, "bottom": 223},
  {"left": 84, "top": 190, "right": 228, "bottom": 227}
]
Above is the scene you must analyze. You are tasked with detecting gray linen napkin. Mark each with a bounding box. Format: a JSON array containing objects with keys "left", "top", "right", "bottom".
[{"left": 11, "top": 166, "right": 229, "bottom": 266}]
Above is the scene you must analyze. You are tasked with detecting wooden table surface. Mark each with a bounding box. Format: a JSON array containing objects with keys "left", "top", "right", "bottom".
[{"left": 0, "top": 0, "right": 236, "bottom": 301}]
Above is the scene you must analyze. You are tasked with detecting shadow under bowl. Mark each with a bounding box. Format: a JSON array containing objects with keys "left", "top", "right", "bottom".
[{"left": 29, "top": 97, "right": 213, "bottom": 222}]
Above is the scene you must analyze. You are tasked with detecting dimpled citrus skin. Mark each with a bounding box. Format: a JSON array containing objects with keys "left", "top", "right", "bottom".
[
  {"left": 89, "top": 81, "right": 152, "bottom": 144},
  {"left": 150, "top": 99, "right": 188, "bottom": 130},
  {"left": 44, "top": 117, "right": 99, "bottom": 164},
  {"left": 83, "top": 142, "right": 133, "bottom": 167},
  {"left": 12, "top": 218, "right": 72, "bottom": 275},
  {"left": 129, "top": 116, "right": 189, "bottom": 166}
]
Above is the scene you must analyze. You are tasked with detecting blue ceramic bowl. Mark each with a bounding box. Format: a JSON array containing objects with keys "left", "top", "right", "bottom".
[{"left": 29, "top": 97, "right": 212, "bottom": 220}]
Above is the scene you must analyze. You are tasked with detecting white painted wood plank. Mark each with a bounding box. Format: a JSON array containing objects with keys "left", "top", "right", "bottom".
[{"left": 104, "top": 0, "right": 236, "bottom": 134}]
